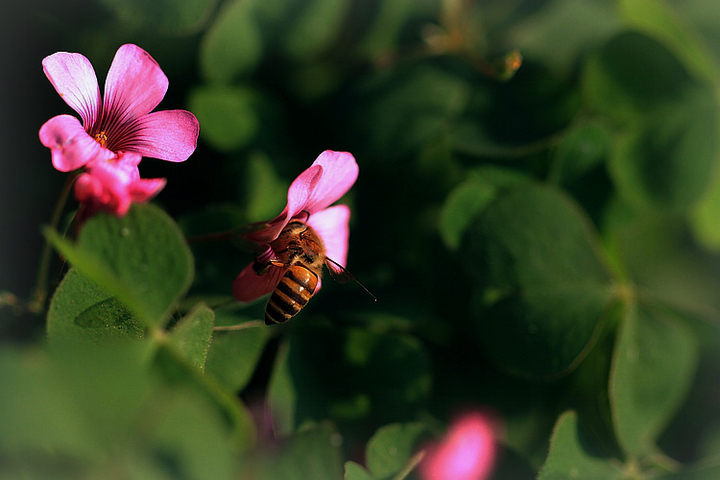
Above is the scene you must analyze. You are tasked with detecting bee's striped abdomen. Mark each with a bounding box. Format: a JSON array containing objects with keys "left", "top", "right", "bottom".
[{"left": 265, "top": 265, "right": 319, "bottom": 325}]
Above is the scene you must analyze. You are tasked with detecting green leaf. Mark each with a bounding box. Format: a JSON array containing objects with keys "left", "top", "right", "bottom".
[
  {"left": 169, "top": 303, "right": 215, "bottom": 371},
  {"left": 98, "top": 0, "right": 217, "bottom": 35},
  {"left": 344, "top": 462, "right": 377, "bottom": 480},
  {"left": 267, "top": 339, "right": 295, "bottom": 437},
  {"left": 619, "top": 0, "right": 720, "bottom": 84},
  {"left": 259, "top": 422, "right": 344, "bottom": 480},
  {"left": 537, "top": 411, "right": 625, "bottom": 480},
  {"left": 357, "top": 64, "right": 473, "bottom": 159},
  {"left": 245, "top": 151, "right": 289, "bottom": 222},
  {"left": 0, "top": 346, "right": 97, "bottom": 459},
  {"left": 365, "top": 423, "right": 430, "bottom": 480},
  {"left": 200, "top": 0, "right": 263, "bottom": 83},
  {"left": 357, "top": 0, "right": 432, "bottom": 59},
  {"left": 465, "top": 183, "right": 615, "bottom": 378},
  {"left": 608, "top": 89, "right": 719, "bottom": 212},
  {"left": 267, "top": 325, "right": 432, "bottom": 436},
  {"left": 690, "top": 167, "right": 720, "bottom": 250},
  {"left": 45, "top": 204, "right": 194, "bottom": 328},
  {"left": 610, "top": 302, "right": 699, "bottom": 456},
  {"left": 47, "top": 268, "right": 145, "bottom": 341},
  {"left": 656, "top": 461, "right": 720, "bottom": 480},
  {"left": 584, "top": 31, "right": 720, "bottom": 212},
  {"left": 439, "top": 166, "right": 531, "bottom": 251},
  {"left": 153, "top": 341, "right": 257, "bottom": 451},
  {"left": 499, "top": 0, "right": 619, "bottom": 76},
  {"left": 439, "top": 180, "right": 496, "bottom": 251},
  {"left": 188, "top": 85, "right": 260, "bottom": 152},
  {"left": 204, "top": 311, "right": 268, "bottom": 392},
  {"left": 148, "top": 388, "right": 238, "bottom": 480},
  {"left": 584, "top": 31, "right": 696, "bottom": 124},
  {"left": 282, "top": 0, "right": 351, "bottom": 60},
  {"left": 548, "top": 121, "right": 612, "bottom": 188}
]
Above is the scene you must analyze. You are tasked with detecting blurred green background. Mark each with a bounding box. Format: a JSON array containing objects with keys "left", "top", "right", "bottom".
[{"left": 3, "top": 0, "right": 720, "bottom": 479}]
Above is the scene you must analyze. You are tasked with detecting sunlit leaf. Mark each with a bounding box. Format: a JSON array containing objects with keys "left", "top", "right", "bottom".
[
  {"left": 169, "top": 303, "right": 215, "bottom": 371},
  {"left": 365, "top": 423, "right": 430, "bottom": 480},
  {"left": 344, "top": 461, "right": 377, "bottom": 480},
  {"left": 610, "top": 302, "right": 699, "bottom": 455},
  {"left": 45, "top": 204, "right": 194, "bottom": 328},
  {"left": 47, "top": 268, "right": 145, "bottom": 341},
  {"left": 537, "top": 411, "right": 625, "bottom": 480},
  {"left": 204, "top": 311, "right": 268, "bottom": 393}
]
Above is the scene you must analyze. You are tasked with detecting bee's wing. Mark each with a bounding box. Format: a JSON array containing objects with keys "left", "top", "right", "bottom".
[
  {"left": 325, "top": 257, "right": 377, "bottom": 301},
  {"left": 324, "top": 257, "right": 354, "bottom": 283}
]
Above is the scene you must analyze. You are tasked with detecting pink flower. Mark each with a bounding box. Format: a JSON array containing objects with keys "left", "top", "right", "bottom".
[
  {"left": 74, "top": 152, "right": 166, "bottom": 218},
  {"left": 39, "top": 44, "right": 199, "bottom": 173},
  {"left": 232, "top": 150, "right": 359, "bottom": 303},
  {"left": 419, "top": 412, "right": 496, "bottom": 480}
]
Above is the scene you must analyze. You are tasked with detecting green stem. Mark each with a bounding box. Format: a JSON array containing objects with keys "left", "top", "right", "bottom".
[
  {"left": 212, "top": 320, "right": 264, "bottom": 331},
  {"left": 392, "top": 450, "right": 426, "bottom": 480},
  {"left": 31, "top": 171, "right": 78, "bottom": 313}
]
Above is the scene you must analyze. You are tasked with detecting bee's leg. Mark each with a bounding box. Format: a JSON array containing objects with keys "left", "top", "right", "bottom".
[{"left": 253, "top": 247, "right": 281, "bottom": 275}]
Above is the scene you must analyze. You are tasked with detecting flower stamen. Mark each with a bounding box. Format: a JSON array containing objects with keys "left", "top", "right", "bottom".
[{"left": 94, "top": 131, "right": 108, "bottom": 146}]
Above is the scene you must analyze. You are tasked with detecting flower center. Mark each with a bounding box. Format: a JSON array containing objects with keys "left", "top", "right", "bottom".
[{"left": 94, "top": 131, "right": 108, "bottom": 147}]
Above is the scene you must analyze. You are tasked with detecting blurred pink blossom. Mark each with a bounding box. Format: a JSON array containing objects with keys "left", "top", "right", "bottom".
[
  {"left": 39, "top": 44, "right": 199, "bottom": 172},
  {"left": 232, "top": 150, "right": 358, "bottom": 302},
  {"left": 419, "top": 412, "right": 496, "bottom": 480},
  {"left": 74, "top": 152, "right": 165, "bottom": 218}
]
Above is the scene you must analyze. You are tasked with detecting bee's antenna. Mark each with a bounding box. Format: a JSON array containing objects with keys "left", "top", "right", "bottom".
[{"left": 325, "top": 257, "right": 377, "bottom": 302}]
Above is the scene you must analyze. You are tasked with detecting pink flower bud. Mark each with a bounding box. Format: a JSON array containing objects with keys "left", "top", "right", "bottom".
[{"left": 419, "top": 412, "right": 496, "bottom": 480}]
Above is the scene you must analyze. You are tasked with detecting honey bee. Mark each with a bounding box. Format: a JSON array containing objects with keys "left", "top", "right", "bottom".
[{"left": 253, "top": 220, "right": 373, "bottom": 325}]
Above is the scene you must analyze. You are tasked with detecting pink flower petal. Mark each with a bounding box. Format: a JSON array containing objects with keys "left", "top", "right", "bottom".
[
  {"left": 129, "top": 178, "right": 166, "bottom": 202},
  {"left": 131, "top": 110, "right": 200, "bottom": 162},
  {"left": 39, "top": 115, "right": 114, "bottom": 172},
  {"left": 73, "top": 152, "right": 157, "bottom": 217},
  {"left": 303, "top": 151, "right": 358, "bottom": 214},
  {"left": 233, "top": 262, "right": 286, "bottom": 302},
  {"left": 307, "top": 205, "right": 350, "bottom": 269},
  {"left": 103, "top": 44, "right": 169, "bottom": 122},
  {"left": 244, "top": 165, "right": 323, "bottom": 245},
  {"left": 74, "top": 172, "right": 103, "bottom": 204},
  {"left": 285, "top": 163, "right": 324, "bottom": 220},
  {"left": 42, "top": 52, "right": 101, "bottom": 127}
]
